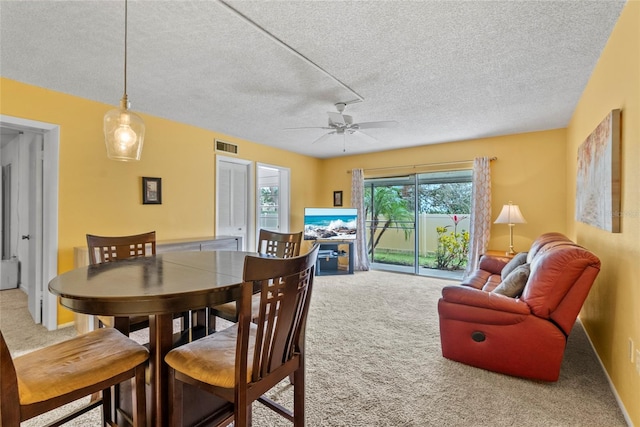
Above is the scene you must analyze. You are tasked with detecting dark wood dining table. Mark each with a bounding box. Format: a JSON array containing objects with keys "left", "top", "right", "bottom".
[{"left": 48, "top": 250, "right": 258, "bottom": 427}]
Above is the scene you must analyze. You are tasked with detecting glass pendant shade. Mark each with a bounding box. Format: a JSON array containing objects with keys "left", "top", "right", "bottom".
[{"left": 104, "top": 96, "right": 145, "bottom": 161}]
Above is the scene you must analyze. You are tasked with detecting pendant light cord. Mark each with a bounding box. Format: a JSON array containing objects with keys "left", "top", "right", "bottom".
[{"left": 123, "top": 0, "right": 128, "bottom": 98}]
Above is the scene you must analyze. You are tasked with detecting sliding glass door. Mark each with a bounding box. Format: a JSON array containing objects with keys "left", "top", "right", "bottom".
[
  {"left": 364, "top": 176, "right": 416, "bottom": 274},
  {"left": 416, "top": 170, "right": 472, "bottom": 279},
  {"left": 364, "top": 169, "right": 472, "bottom": 279}
]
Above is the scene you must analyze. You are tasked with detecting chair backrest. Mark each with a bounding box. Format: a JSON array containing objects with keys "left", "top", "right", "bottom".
[
  {"left": 0, "top": 330, "right": 20, "bottom": 418},
  {"left": 256, "top": 229, "right": 302, "bottom": 259},
  {"left": 237, "top": 244, "right": 319, "bottom": 384},
  {"left": 86, "top": 231, "right": 156, "bottom": 265}
]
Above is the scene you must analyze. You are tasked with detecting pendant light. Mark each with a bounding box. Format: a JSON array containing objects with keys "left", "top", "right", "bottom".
[{"left": 103, "top": 0, "right": 145, "bottom": 161}]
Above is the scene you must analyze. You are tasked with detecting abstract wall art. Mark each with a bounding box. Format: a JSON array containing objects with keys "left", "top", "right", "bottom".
[{"left": 575, "top": 109, "right": 621, "bottom": 232}]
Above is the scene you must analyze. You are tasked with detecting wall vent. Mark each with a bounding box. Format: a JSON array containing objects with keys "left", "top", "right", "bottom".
[{"left": 215, "top": 139, "right": 238, "bottom": 154}]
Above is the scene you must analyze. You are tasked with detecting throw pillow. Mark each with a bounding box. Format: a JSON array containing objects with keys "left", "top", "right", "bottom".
[
  {"left": 493, "top": 263, "right": 530, "bottom": 297},
  {"left": 500, "top": 251, "right": 528, "bottom": 280}
]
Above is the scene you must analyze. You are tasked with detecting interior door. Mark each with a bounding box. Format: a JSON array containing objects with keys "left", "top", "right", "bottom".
[
  {"left": 364, "top": 176, "right": 416, "bottom": 274},
  {"left": 27, "top": 133, "right": 43, "bottom": 323},
  {"left": 216, "top": 156, "right": 253, "bottom": 250}
]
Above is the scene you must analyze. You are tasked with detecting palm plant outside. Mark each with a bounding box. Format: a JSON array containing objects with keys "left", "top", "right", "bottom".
[{"left": 364, "top": 186, "right": 414, "bottom": 257}]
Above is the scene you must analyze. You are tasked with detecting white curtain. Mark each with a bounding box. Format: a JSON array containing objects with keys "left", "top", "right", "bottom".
[
  {"left": 351, "top": 169, "right": 370, "bottom": 271},
  {"left": 464, "top": 157, "right": 492, "bottom": 278}
]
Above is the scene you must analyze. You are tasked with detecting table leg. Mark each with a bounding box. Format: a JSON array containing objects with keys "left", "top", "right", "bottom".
[{"left": 149, "top": 314, "right": 173, "bottom": 427}]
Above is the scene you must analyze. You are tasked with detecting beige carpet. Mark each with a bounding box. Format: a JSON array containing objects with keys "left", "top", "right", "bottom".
[{"left": 0, "top": 270, "right": 627, "bottom": 426}]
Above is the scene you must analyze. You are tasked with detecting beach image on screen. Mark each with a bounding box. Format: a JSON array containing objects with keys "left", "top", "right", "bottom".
[{"left": 304, "top": 208, "right": 357, "bottom": 240}]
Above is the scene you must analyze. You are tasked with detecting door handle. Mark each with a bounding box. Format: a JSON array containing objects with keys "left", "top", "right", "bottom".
[{"left": 22, "top": 235, "right": 31, "bottom": 240}]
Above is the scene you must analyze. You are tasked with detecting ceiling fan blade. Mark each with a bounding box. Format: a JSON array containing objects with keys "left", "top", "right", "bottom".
[
  {"left": 351, "top": 130, "right": 380, "bottom": 143},
  {"left": 283, "top": 126, "right": 333, "bottom": 130},
  {"left": 354, "top": 120, "right": 399, "bottom": 130},
  {"left": 311, "top": 132, "right": 335, "bottom": 145}
]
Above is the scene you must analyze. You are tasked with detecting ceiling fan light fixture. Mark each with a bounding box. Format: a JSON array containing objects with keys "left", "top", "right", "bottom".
[{"left": 103, "top": 0, "right": 144, "bottom": 162}]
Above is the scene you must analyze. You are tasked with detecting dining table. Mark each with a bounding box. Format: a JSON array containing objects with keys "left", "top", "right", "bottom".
[{"left": 48, "top": 250, "right": 259, "bottom": 427}]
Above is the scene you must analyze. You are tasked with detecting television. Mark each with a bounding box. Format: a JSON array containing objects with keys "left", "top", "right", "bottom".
[{"left": 304, "top": 207, "right": 358, "bottom": 241}]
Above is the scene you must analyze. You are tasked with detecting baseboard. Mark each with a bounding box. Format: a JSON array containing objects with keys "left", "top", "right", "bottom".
[
  {"left": 57, "top": 320, "right": 75, "bottom": 329},
  {"left": 578, "top": 318, "right": 634, "bottom": 426}
]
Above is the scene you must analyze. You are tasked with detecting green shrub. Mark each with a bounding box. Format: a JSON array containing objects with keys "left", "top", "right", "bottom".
[{"left": 432, "top": 215, "right": 469, "bottom": 270}]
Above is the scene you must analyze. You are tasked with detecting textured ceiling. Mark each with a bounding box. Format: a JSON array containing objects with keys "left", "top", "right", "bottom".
[{"left": 0, "top": 1, "right": 626, "bottom": 159}]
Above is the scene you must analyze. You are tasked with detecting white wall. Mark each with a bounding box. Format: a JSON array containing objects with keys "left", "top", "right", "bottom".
[
  {"left": 1, "top": 133, "right": 21, "bottom": 260},
  {"left": 0, "top": 131, "right": 38, "bottom": 285}
]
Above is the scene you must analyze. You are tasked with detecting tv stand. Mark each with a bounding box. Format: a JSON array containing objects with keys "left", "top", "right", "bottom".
[{"left": 316, "top": 241, "right": 354, "bottom": 276}]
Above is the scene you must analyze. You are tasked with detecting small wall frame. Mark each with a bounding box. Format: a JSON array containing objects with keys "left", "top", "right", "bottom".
[
  {"left": 142, "top": 177, "right": 162, "bottom": 204},
  {"left": 333, "top": 190, "right": 343, "bottom": 207}
]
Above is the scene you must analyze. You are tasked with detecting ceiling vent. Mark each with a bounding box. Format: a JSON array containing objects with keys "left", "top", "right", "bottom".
[{"left": 215, "top": 139, "right": 238, "bottom": 154}]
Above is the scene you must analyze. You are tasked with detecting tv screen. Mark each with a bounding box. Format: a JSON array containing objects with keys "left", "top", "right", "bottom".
[{"left": 304, "top": 207, "right": 358, "bottom": 240}]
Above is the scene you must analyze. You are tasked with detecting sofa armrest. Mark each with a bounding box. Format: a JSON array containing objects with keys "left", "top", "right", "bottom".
[
  {"left": 440, "top": 285, "right": 531, "bottom": 315},
  {"left": 477, "top": 255, "right": 510, "bottom": 275}
]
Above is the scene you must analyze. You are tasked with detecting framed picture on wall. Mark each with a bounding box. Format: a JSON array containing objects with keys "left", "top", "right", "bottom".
[
  {"left": 333, "top": 191, "right": 343, "bottom": 207},
  {"left": 575, "top": 109, "right": 621, "bottom": 232},
  {"left": 142, "top": 177, "right": 162, "bottom": 204}
]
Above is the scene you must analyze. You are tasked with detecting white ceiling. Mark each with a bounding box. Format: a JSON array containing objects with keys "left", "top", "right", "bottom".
[{"left": 0, "top": 0, "right": 626, "bottom": 159}]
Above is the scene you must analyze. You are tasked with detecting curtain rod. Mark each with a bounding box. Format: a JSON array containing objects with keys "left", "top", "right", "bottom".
[{"left": 346, "top": 157, "right": 497, "bottom": 174}]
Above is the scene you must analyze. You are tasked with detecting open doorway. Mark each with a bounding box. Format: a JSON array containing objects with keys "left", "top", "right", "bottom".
[
  {"left": 256, "top": 163, "right": 290, "bottom": 234},
  {"left": 0, "top": 115, "right": 59, "bottom": 330}
]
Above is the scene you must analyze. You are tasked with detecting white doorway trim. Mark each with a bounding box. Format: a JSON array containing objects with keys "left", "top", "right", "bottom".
[
  {"left": 0, "top": 115, "right": 59, "bottom": 331},
  {"left": 256, "top": 163, "right": 291, "bottom": 233},
  {"left": 215, "top": 155, "right": 255, "bottom": 251}
]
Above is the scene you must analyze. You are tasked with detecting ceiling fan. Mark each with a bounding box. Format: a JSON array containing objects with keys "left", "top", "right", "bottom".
[{"left": 285, "top": 102, "right": 399, "bottom": 146}]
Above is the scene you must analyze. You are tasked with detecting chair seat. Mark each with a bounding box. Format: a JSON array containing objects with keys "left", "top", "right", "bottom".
[
  {"left": 98, "top": 315, "right": 149, "bottom": 329},
  {"left": 166, "top": 324, "right": 257, "bottom": 389},
  {"left": 13, "top": 328, "right": 149, "bottom": 405},
  {"left": 211, "top": 294, "right": 261, "bottom": 321}
]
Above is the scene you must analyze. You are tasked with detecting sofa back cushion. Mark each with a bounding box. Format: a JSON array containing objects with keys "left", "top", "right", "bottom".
[
  {"left": 526, "top": 232, "right": 569, "bottom": 263},
  {"left": 521, "top": 243, "right": 600, "bottom": 334}
]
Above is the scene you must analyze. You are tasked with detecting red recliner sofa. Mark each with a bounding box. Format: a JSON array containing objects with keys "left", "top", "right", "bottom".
[{"left": 438, "top": 232, "right": 601, "bottom": 381}]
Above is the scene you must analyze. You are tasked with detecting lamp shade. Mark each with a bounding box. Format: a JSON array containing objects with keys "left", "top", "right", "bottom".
[
  {"left": 104, "top": 98, "right": 145, "bottom": 161},
  {"left": 494, "top": 203, "right": 527, "bottom": 224}
]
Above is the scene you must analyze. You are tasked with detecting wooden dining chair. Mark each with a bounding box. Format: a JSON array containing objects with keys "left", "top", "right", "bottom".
[
  {"left": 256, "top": 229, "right": 303, "bottom": 258},
  {"left": 209, "top": 229, "right": 303, "bottom": 329},
  {"left": 0, "top": 328, "right": 148, "bottom": 427},
  {"left": 86, "top": 231, "right": 159, "bottom": 335},
  {"left": 86, "top": 231, "right": 189, "bottom": 337},
  {"left": 166, "top": 244, "right": 320, "bottom": 427}
]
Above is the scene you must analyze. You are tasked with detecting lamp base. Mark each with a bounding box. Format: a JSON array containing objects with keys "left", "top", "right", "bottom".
[{"left": 507, "top": 224, "right": 516, "bottom": 256}]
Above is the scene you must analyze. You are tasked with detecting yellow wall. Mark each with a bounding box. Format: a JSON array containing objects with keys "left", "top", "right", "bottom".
[
  {"left": 2, "top": 4, "right": 638, "bottom": 419},
  {"left": 320, "top": 129, "right": 568, "bottom": 253},
  {"left": 0, "top": 78, "right": 322, "bottom": 324},
  {"left": 566, "top": 2, "right": 640, "bottom": 424}
]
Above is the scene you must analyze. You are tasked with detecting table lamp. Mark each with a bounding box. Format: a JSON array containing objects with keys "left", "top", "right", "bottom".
[{"left": 494, "top": 201, "right": 527, "bottom": 255}]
